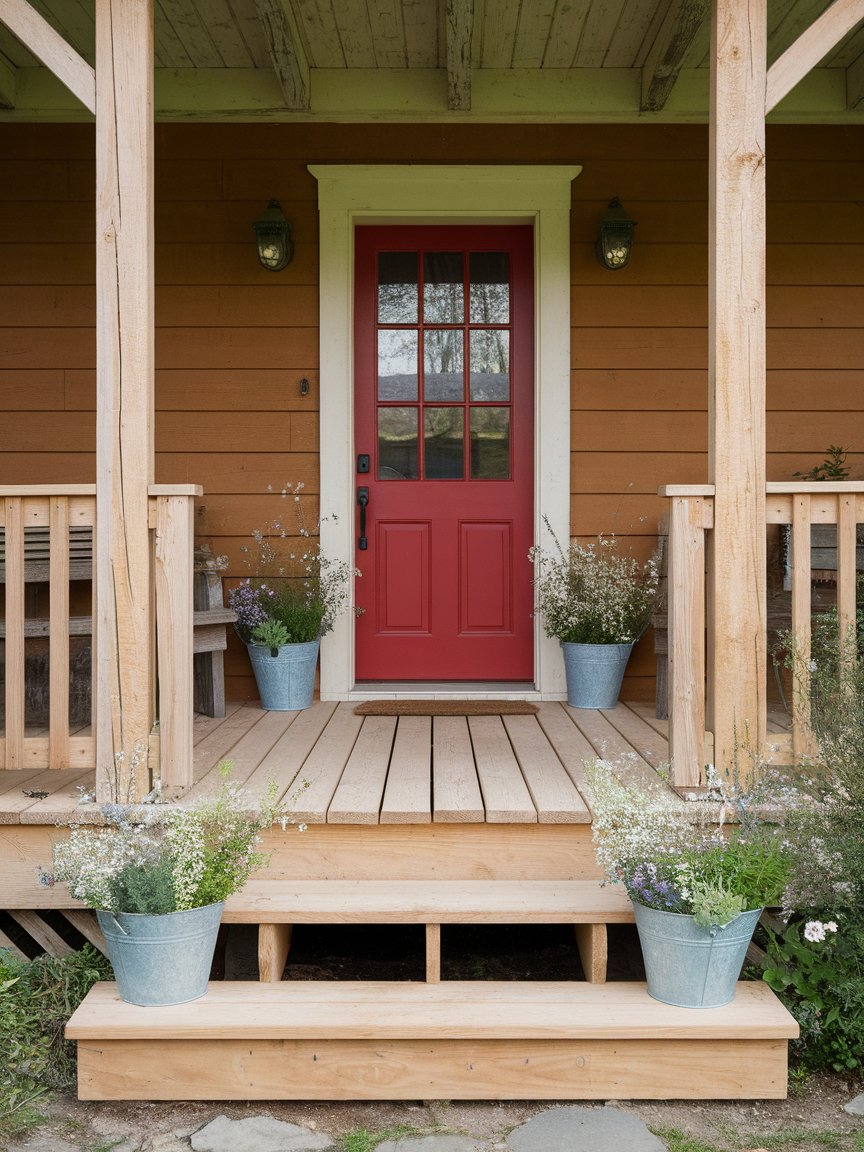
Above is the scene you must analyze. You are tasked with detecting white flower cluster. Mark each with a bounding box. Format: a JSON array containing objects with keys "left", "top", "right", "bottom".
[
  {"left": 803, "top": 919, "right": 838, "bottom": 943},
  {"left": 530, "top": 517, "right": 659, "bottom": 645}
]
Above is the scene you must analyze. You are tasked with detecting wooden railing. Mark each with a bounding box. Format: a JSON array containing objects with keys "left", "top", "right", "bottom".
[
  {"left": 661, "top": 483, "right": 864, "bottom": 785},
  {"left": 0, "top": 484, "right": 200, "bottom": 791}
]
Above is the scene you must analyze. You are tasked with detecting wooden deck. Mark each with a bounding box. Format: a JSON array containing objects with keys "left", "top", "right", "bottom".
[
  {"left": 0, "top": 698, "right": 795, "bottom": 827},
  {"left": 0, "top": 699, "right": 676, "bottom": 826}
]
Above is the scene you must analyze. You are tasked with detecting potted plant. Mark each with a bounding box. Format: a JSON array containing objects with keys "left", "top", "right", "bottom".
[
  {"left": 42, "top": 765, "right": 284, "bottom": 1006},
  {"left": 529, "top": 517, "right": 659, "bottom": 708},
  {"left": 585, "top": 760, "right": 789, "bottom": 1007},
  {"left": 228, "top": 483, "right": 358, "bottom": 710}
]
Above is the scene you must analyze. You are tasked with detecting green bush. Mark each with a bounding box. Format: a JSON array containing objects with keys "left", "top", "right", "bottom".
[{"left": 0, "top": 945, "right": 112, "bottom": 1135}]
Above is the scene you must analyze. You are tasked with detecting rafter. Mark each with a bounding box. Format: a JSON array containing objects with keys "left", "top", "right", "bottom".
[
  {"left": 848, "top": 48, "right": 864, "bottom": 108},
  {"left": 0, "top": 55, "right": 17, "bottom": 109},
  {"left": 641, "top": 0, "right": 709, "bottom": 112},
  {"left": 255, "top": 0, "right": 310, "bottom": 111},
  {"left": 0, "top": 0, "right": 94, "bottom": 113},
  {"left": 766, "top": 0, "right": 864, "bottom": 113},
  {"left": 446, "top": 0, "right": 474, "bottom": 111}
]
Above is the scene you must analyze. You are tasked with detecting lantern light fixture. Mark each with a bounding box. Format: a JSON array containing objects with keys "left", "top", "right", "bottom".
[
  {"left": 596, "top": 197, "right": 636, "bottom": 271},
  {"left": 253, "top": 199, "right": 294, "bottom": 271}
]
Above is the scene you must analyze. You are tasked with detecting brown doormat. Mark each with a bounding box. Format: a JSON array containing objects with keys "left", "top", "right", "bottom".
[{"left": 353, "top": 700, "right": 539, "bottom": 716}]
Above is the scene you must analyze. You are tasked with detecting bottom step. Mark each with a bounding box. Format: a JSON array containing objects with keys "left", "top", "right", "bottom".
[{"left": 67, "top": 981, "right": 798, "bottom": 1101}]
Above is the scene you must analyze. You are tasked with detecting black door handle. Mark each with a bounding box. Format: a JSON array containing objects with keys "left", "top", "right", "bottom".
[{"left": 357, "top": 487, "right": 369, "bottom": 551}]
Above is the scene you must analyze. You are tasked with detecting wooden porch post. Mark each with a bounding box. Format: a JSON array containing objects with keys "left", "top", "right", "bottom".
[
  {"left": 95, "top": 0, "right": 155, "bottom": 802},
  {"left": 707, "top": 0, "right": 767, "bottom": 777}
]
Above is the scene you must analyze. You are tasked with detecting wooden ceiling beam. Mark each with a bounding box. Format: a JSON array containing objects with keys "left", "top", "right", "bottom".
[
  {"left": 0, "top": 0, "right": 94, "bottom": 113},
  {"left": 446, "top": 0, "right": 474, "bottom": 111},
  {"left": 848, "top": 49, "right": 864, "bottom": 109},
  {"left": 641, "top": 0, "right": 709, "bottom": 112},
  {"left": 255, "top": 0, "right": 310, "bottom": 111},
  {"left": 0, "top": 55, "right": 17, "bottom": 109},
  {"left": 766, "top": 0, "right": 864, "bottom": 113}
]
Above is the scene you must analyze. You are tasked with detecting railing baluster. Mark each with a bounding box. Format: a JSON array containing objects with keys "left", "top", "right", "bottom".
[
  {"left": 4, "top": 498, "right": 26, "bottom": 769},
  {"left": 790, "top": 494, "right": 815, "bottom": 763},
  {"left": 49, "top": 496, "right": 71, "bottom": 768},
  {"left": 668, "top": 495, "right": 706, "bottom": 787},
  {"left": 836, "top": 493, "right": 858, "bottom": 670}
]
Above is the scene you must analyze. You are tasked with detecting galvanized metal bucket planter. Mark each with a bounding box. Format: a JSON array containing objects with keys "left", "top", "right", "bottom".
[
  {"left": 97, "top": 901, "right": 225, "bottom": 1006},
  {"left": 633, "top": 901, "right": 762, "bottom": 1008},
  {"left": 560, "top": 641, "right": 634, "bottom": 708},
  {"left": 247, "top": 637, "right": 319, "bottom": 710}
]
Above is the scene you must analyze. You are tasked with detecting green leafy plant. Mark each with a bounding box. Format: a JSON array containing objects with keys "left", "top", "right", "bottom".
[
  {"left": 529, "top": 516, "right": 659, "bottom": 644},
  {"left": 586, "top": 760, "right": 788, "bottom": 930},
  {"left": 0, "top": 946, "right": 112, "bottom": 1138},
  {"left": 794, "top": 445, "right": 852, "bottom": 481},
  {"left": 43, "top": 765, "right": 288, "bottom": 915}
]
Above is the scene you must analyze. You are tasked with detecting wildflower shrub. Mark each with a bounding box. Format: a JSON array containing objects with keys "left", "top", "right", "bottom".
[
  {"left": 228, "top": 481, "right": 357, "bottom": 649},
  {"left": 530, "top": 518, "right": 659, "bottom": 645},
  {"left": 46, "top": 770, "right": 282, "bottom": 915},
  {"left": 586, "top": 761, "right": 788, "bottom": 930},
  {"left": 762, "top": 619, "right": 864, "bottom": 1071}
]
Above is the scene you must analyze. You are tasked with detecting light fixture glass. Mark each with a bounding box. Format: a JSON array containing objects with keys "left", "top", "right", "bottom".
[
  {"left": 596, "top": 198, "right": 636, "bottom": 271},
  {"left": 253, "top": 199, "right": 294, "bottom": 271}
]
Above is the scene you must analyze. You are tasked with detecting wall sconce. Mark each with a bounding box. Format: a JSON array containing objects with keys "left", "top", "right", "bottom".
[
  {"left": 253, "top": 199, "right": 294, "bottom": 271},
  {"left": 595, "top": 197, "right": 636, "bottom": 270}
]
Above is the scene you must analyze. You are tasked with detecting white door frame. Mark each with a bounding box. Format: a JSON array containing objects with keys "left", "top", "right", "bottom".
[{"left": 310, "top": 164, "right": 580, "bottom": 699}]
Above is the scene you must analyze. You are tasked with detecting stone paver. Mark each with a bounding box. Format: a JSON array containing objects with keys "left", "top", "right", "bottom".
[
  {"left": 377, "top": 1137, "right": 486, "bottom": 1152},
  {"left": 844, "top": 1094, "right": 864, "bottom": 1117},
  {"left": 190, "top": 1115, "right": 333, "bottom": 1152},
  {"left": 505, "top": 1106, "right": 666, "bottom": 1152}
]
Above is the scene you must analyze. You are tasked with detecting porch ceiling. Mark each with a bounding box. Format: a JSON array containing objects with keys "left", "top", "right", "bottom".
[{"left": 1, "top": 0, "right": 863, "bottom": 123}]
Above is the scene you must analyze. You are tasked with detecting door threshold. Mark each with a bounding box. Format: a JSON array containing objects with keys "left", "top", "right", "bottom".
[{"left": 345, "top": 682, "right": 540, "bottom": 701}]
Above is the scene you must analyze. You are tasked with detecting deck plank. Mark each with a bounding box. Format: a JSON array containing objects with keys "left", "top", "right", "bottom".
[
  {"left": 328, "top": 715, "right": 397, "bottom": 824},
  {"left": 288, "top": 702, "right": 364, "bottom": 823},
  {"left": 0, "top": 766, "right": 90, "bottom": 825},
  {"left": 502, "top": 715, "right": 590, "bottom": 823},
  {"left": 600, "top": 703, "right": 671, "bottom": 771},
  {"left": 190, "top": 705, "right": 274, "bottom": 785},
  {"left": 468, "top": 716, "right": 536, "bottom": 823},
  {"left": 533, "top": 701, "right": 600, "bottom": 799},
  {"left": 432, "top": 716, "right": 485, "bottom": 823},
  {"left": 18, "top": 769, "right": 97, "bottom": 824},
  {"left": 241, "top": 700, "right": 339, "bottom": 802},
  {"left": 380, "top": 716, "right": 432, "bottom": 824},
  {"left": 565, "top": 706, "right": 676, "bottom": 799},
  {"left": 626, "top": 701, "right": 669, "bottom": 738},
  {"left": 182, "top": 709, "right": 303, "bottom": 800}
]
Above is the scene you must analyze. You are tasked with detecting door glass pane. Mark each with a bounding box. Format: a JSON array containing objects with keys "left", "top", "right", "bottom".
[
  {"left": 424, "top": 407, "right": 464, "bottom": 479},
  {"left": 378, "top": 329, "right": 418, "bottom": 401},
  {"left": 423, "top": 252, "right": 464, "bottom": 323},
  {"left": 378, "top": 407, "right": 418, "bottom": 479},
  {"left": 378, "top": 252, "right": 418, "bottom": 323},
  {"left": 470, "top": 330, "right": 510, "bottom": 401},
  {"left": 470, "top": 407, "right": 510, "bottom": 479},
  {"left": 424, "top": 328, "right": 464, "bottom": 401},
  {"left": 469, "top": 252, "right": 509, "bottom": 323}
]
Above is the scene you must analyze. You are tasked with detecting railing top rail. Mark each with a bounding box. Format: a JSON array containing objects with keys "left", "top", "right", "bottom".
[
  {"left": 149, "top": 484, "right": 203, "bottom": 497},
  {"left": 767, "top": 481, "right": 864, "bottom": 494},
  {"left": 658, "top": 485, "right": 716, "bottom": 497},
  {"left": 0, "top": 485, "right": 97, "bottom": 497}
]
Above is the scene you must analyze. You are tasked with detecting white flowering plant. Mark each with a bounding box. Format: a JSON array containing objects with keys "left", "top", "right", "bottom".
[
  {"left": 529, "top": 517, "right": 659, "bottom": 645},
  {"left": 586, "top": 760, "right": 789, "bottom": 930},
  {"left": 228, "top": 482, "right": 359, "bottom": 651},
  {"left": 43, "top": 765, "right": 285, "bottom": 915}
]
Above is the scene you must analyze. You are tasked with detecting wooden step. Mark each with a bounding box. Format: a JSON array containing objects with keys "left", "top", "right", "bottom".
[
  {"left": 221, "top": 879, "right": 634, "bottom": 984},
  {"left": 67, "top": 980, "right": 798, "bottom": 1102}
]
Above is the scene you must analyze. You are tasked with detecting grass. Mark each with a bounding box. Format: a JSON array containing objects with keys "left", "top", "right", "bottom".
[
  {"left": 653, "top": 1126, "right": 864, "bottom": 1152},
  {"left": 341, "top": 1125, "right": 425, "bottom": 1151},
  {"left": 0, "top": 945, "right": 112, "bottom": 1141}
]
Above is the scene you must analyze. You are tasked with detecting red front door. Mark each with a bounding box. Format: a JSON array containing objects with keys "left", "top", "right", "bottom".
[{"left": 354, "top": 225, "right": 534, "bottom": 681}]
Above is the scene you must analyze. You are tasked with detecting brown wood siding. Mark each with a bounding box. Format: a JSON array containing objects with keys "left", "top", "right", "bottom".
[{"left": 0, "top": 123, "right": 862, "bottom": 703}]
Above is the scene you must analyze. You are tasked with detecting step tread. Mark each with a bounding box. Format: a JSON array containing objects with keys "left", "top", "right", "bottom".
[
  {"left": 222, "top": 879, "right": 633, "bottom": 923},
  {"left": 67, "top": 980, "right": 799, "bottom": 1041}
]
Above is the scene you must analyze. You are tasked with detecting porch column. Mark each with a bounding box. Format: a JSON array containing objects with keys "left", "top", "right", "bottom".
[
  {"left": 95, "top": 0, "right": 155, "bottom": 802},
  {"left": 707, "top": 0, "right": 767, "bottom": 776}
]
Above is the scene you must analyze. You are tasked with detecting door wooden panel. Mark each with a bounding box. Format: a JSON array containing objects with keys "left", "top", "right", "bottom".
[{"left": 354, "top": 225, "right": 534, "bottom": 681}]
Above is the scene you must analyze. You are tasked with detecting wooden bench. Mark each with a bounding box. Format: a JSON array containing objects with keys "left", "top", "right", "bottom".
[
  {"left": 221, "top": 878, "right": 635, "bottom": 984},
  {"left": 0, "top": 530, "right": 235, "bottom": 718}
]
